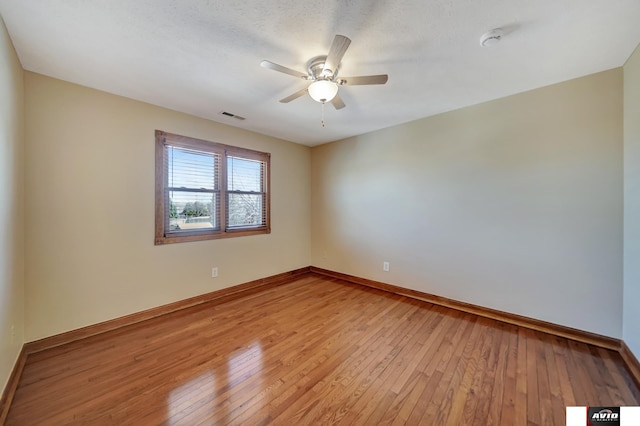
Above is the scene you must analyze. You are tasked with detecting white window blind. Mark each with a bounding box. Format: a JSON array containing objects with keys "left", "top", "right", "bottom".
[
  {"left": 166, "top": 145, "right": 221, "bottom": 233},
  {"left": 227, "top": 155, "right": 267, "bottom": 229}
]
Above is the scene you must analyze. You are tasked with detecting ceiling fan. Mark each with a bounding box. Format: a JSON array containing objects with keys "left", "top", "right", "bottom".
[{"left": 260, "top": 35, "right": 388, "bottom": 110}]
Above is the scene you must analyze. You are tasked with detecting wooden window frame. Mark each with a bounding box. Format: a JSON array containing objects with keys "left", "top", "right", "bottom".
[{"left": 155, "top": 130, "right": 270, "bottom": 245}]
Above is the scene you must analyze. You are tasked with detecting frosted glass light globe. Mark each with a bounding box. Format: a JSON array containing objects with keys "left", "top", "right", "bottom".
[{"left": 308, "top": 80, "right": 338, "bottom": 103}]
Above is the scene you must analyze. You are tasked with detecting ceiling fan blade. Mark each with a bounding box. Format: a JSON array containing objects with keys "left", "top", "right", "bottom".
[
  {"left": 331, "top": 94, "right": 346, "bottom": 110},
  {"left": 323, "top": 35, "right": 351, "bottom": 76},
  {"left": 338, "top": 74, "right": 389, "bottom": 85},
  {"left": 260, "top": 60, "right": 308, "bottom": 79},
  {"left": 279, "top": 88, "right": 308, "bottom": 103}
]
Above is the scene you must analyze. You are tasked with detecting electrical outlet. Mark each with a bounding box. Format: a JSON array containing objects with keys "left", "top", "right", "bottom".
[
  {"left": 383, "top": 261, "right": 390, "bottom": 272},
  {"left": 211, "top": 267, "right": 218, "bottom": 278}
]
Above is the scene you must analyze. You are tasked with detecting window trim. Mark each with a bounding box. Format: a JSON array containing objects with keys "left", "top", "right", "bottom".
[{"left": 155, "top": 130, "right": 270, "bottom": 245}]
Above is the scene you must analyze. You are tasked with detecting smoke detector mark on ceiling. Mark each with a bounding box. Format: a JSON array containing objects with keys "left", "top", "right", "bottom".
[
  {"left": 219, "top": 111, "right": 246, "bottom": 120},
  {"left": 480, "top": 28, "right": 504, "bottom": 47}
]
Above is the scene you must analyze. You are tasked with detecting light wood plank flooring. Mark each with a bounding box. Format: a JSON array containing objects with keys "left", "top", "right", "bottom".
[{"left": 6, "top": 273, "right": 640, "bottom": 425}]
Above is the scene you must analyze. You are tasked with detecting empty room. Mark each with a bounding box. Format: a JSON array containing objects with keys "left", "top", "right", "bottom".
[{"left": 1, "top": 1, "right": 640, "bottom": 425}]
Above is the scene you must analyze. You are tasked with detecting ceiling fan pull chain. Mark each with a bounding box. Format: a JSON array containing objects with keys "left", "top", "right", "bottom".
[{"left": 321, "top": 102, "right": 326, "bottom": 127}]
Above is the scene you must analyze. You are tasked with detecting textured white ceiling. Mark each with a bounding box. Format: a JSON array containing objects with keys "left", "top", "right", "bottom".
[{"left": 1, "top": 0, "right": 639, "bottom": 146}]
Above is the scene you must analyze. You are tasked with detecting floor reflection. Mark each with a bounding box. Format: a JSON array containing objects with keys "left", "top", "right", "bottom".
[
  {"left": 228, "top": 341, "right": 264, "bottom": 379},
  {"left": 167, "top": 371, "right": 216, "bottom": 423},
  {"left": 166, "top": 341, "right": 264, "bottom": 424}
]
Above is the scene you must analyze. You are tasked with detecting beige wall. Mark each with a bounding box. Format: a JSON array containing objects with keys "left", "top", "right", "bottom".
[
  {"left": 311, "top": 69, "right": 623, "bottom": 338},
  {"left": 623, "top": 43, "right": 640, "bottom": 359},
  {"left": 0, "top": 16, "right": 25, "bottom": 392},
  {"left": 24, "top": 73, "right": 311, "bottom": 341}
]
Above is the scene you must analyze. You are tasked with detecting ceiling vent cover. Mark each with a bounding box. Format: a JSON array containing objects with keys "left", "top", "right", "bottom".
[{"left": 219, "top": 111, "right": 246, "bottom": 120}]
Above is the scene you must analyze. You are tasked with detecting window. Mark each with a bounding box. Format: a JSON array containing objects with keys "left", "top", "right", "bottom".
[{"left": 155, "top": 130, "right": 270, "bottom": 245}]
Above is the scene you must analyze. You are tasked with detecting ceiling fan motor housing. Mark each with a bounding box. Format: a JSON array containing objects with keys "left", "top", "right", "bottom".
[{"left": 307, "top": 55, "right": 339, "bottom": 80}]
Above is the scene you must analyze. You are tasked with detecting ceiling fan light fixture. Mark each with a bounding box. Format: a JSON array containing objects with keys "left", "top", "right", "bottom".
[{"left": 308, "top": 80, "right": 338, "bottom": 103}]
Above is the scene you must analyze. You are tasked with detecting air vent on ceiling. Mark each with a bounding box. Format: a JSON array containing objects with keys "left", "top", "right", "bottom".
[{"left": 219, "top": 111, "right": 246, "bottom": 120}]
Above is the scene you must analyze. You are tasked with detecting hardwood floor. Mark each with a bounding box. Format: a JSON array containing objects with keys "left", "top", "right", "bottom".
[{"left": 6, "top": 273, "right": 640, "bottom": 425}]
